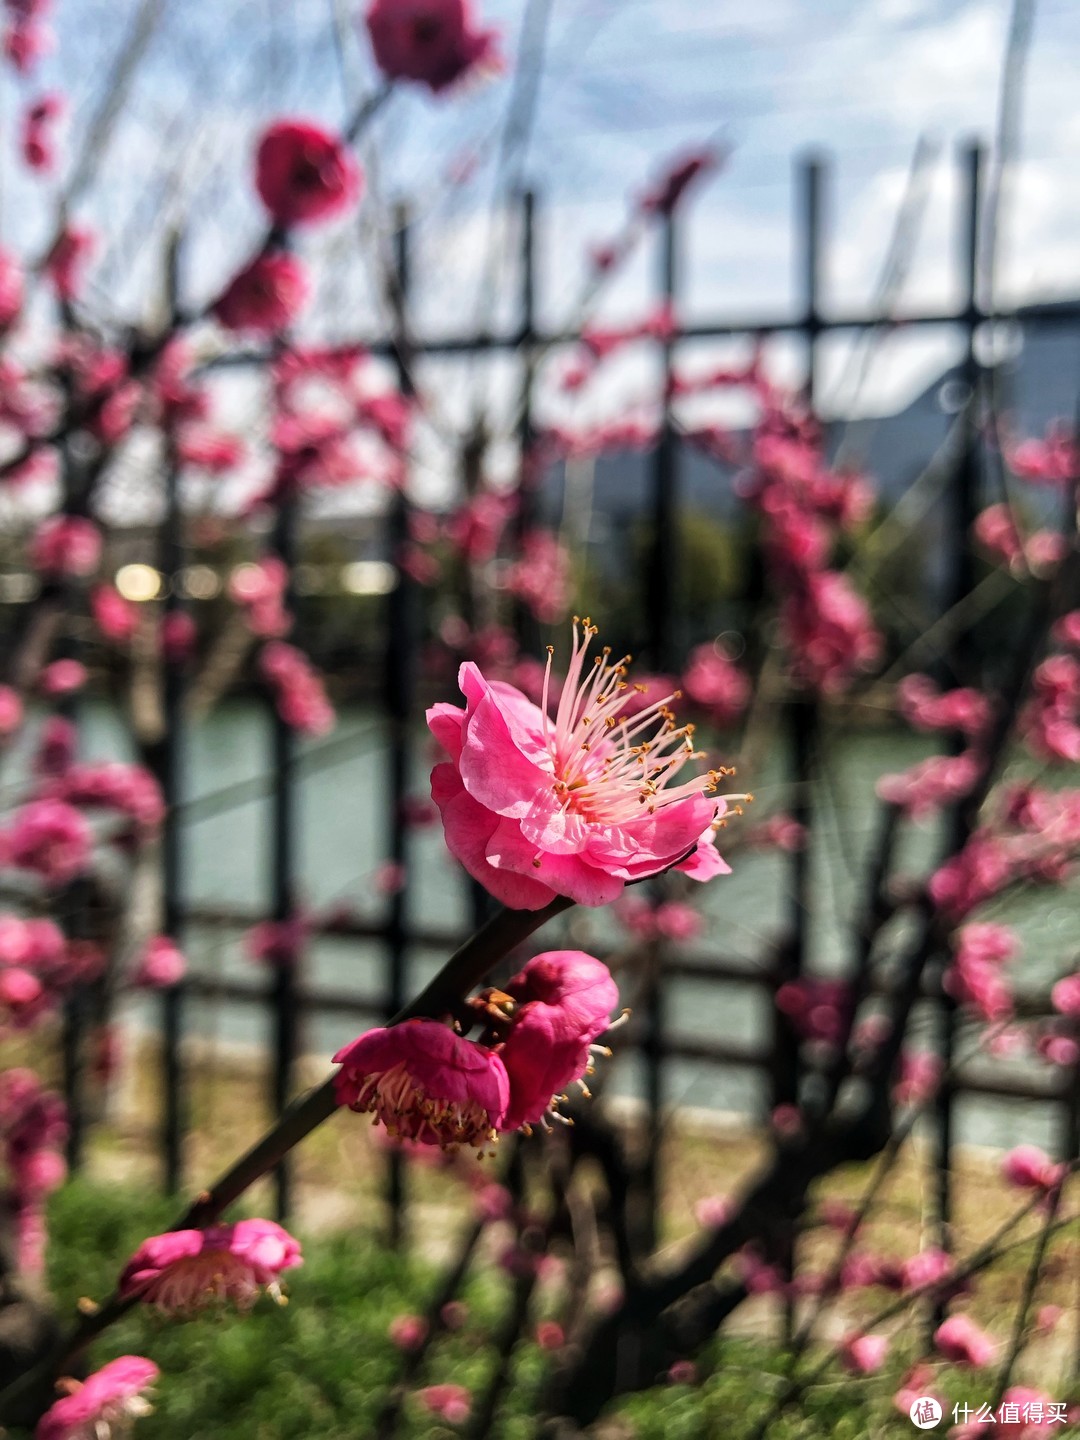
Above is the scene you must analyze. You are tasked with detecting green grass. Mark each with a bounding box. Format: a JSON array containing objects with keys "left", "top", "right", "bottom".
[{"left": 13, "top": 1182, "right": 1077, "bottom": 1439}]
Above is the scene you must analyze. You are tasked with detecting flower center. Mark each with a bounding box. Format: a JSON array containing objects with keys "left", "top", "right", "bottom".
[
  {"left": 351, "top": 1060, "right": 496, "bottom": 1151},
  {"left": 541, "top": 618, "right": 735, "bottom": 825},
  {"left": 142, "top": 1249, "right": 258, "bottom": 1313}
]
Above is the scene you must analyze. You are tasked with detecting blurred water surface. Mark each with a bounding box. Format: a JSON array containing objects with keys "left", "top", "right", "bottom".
[{"left": 66, "top": 702, "right": 1079, "bottom": 1153}]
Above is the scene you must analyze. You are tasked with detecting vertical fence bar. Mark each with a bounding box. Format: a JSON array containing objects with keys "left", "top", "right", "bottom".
[
  {"left": 932, "top": 142, "right": 984, "bottom": 1284},
  {"left": 514, "top": 187, "right": 541, "bottom": 659},
  {"left": 269, "top": 493, "right": 300, "bottom": 1221},
  {"left": 159, "top": 446, "right": 186, "bottom": 1194},
  {"left": 639, "top": 205, "right": 680, "bottom": 1249},
  {"left": 384, "top": 203, "right": 417, "bottom": 1247},
  {"left": 772, "top": 154, "right": 825, "bottom": 1118}
]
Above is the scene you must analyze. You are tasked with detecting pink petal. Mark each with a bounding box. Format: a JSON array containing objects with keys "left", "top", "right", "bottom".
[
  {"left": 485, "top": 817, "right": 625, "bottom": 906},
  {"left": 430, "top": 764, "right": 556, "bottom": 910}
]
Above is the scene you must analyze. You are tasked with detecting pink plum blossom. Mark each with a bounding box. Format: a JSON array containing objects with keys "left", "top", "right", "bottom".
[
  {"left": 498, "top": 950, "right": 618, "bottom": 1130},
  {"left": 214, "top": 252, "right": 311, "bottom": 334},
  {"left": 1051, "top": 972, "right": 1080, "bottom": 1017},
  {"left": 0, "top": 684, "right": 23, "bottom": 737},
  {"left": 427, "top": 620, "right": 736, "bottom": 910},
  {"left": 0, "top": 246, "right": 24, "bottom": 328},
  {"left": 897, "top": 674, "right": 991, "bottom": 738},
  {"left": 29, "top": 515, "right": 101, "bottom": 577},
  {"left": 36, "top": 1356, "right": 159, "bottom": 1440},
  {"left": 7, "top": 799, "right": 91, "bottom": 885},
  {"left": 365, "top": 0, "right": 501, "bottom": 93},
  {"left": 414, "top": 1384, "right": 471, "bottom": 1424},
  {"left": 254, "top": 119, "right": 361, "bottom": 228},
  {"left": 681, "top": 642, "right": 750, "bottom": 728},
  {"left": 40, "top": 659, "right": 87, "bottom": 696},
  {"left": 840, "top": 1332, "right": 889, "bottom": 1374},
  {"left": 132, "top": 936, "right": 186, "bottom": 989},
  {"left": 900, "top": 1247, "right": 955, "bottom": 1292},
  {"left": 388, "top": 1313, "right": 428, "bottom": 1351},
  {"left": 1001, "top": 1145, "right": 1066, "bottom": 1192},
  {"left": 91, "top": 584, "right": 138, "bottom": 642},
  {"left": 333, "top": 1018, "right": 509, "bottom": 1149},
  {"left": 119, "top": 1219, "right": 301, "bottom": 1313},
  {"left": 43, "top": 223, "right": 95, "bottom": 302},
  {"left": 934, "top": 1313, "right": 996, "bottom": 1367}
]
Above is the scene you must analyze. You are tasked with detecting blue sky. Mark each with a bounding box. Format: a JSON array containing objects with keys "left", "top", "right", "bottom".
[{"left": 3, "top": 0, "right": 1080, "bottom": 513}]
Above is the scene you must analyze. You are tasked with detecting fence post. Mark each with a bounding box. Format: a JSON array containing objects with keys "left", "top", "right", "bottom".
[
  {"left": 932, "top": 141, "right": 984, "bottom": 1292},
  {"left": 639, "top": 204, "right": 680, "bottom": 1249},
  {"left": 772, "top": 153, "right": 825, "bottom": 1119},
  {"left": 384, "top": 203, "right": 417, "bottom": 1248},
  {"left": 514, "top": 187, "right": 541, "bottom": 658},
  {"left": 268, "top": 489, "right": 300, "bottom": 1221},
  {"left": 159, "top": 444, "right": 186, "bottom": 1194}
]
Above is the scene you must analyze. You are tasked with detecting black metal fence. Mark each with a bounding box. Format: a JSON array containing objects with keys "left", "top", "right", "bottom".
[{"left": 53, "top": 141, "right": 1080, "bottom": 1239}]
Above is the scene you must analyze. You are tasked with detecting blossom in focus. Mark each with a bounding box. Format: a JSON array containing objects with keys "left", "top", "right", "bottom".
[
  {"left": 934, "top": 1313, "right": 996, "bottom": 1367},
  {"left": 427, "top": 619, "right": 739, "bottom": 910},
  {"left": 119, "top": 1219, "right": 301, "bottom": 1313},
  {"left": 35, "top": 1356, "right": 159, "bottom": 1440},
  {"left": 497, "top": 950, "right": 618, "bottom": 1131},
  {"left": 255, "top": 119, "right": 361, "bottom": 228},
  {"left": 365, "top": 0, "right": 501, "bottom": 93},
  {"left": 333, "top": 1018, "right": 509, "bottom": 1150},
  {"left": 214, "top": 252, "right": 311, "bottom": 334}
]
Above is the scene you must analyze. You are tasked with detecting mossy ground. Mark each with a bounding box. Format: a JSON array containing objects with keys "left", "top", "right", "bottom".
[{"left": 10, "top": 1040, "right": 1080, "bottom": 1438}]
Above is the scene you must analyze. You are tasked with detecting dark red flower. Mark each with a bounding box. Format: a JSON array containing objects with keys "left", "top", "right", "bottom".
[
  {"left": 365, "top": 0, "right": 501, "bottom": 94},
  {"left": 255, "top": 120, "right": 361, "bottom": 228},
  {"left": 213, "top": 252, "right": 311, "bottom": 334}
]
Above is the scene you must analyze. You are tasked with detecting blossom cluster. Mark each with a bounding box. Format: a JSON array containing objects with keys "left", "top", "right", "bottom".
[{"left": 333, "top": 950, "right": 618, "bottom": 1148}]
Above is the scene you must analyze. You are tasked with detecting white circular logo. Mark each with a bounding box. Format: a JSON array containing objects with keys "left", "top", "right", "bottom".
[{"left": 909, "top": 1398, "right": 943, "bottom": 1430}]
